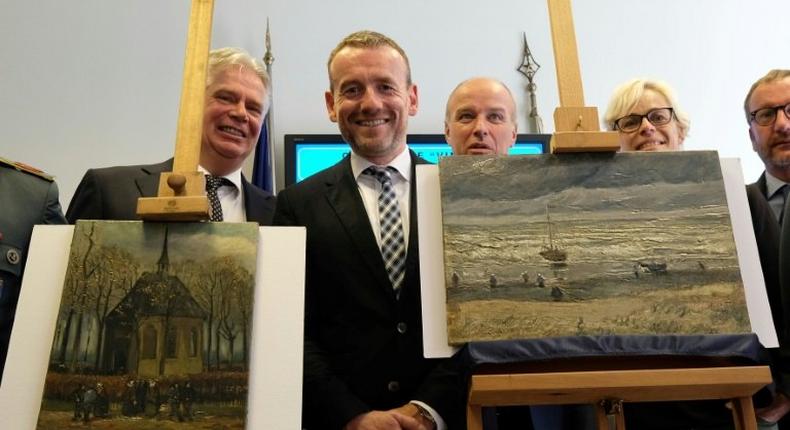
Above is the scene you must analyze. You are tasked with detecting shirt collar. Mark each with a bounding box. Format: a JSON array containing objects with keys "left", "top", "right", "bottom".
[
  {"left": 350, "top": 145, "right": 412, "bottom": 182},
  {"left": 198, "top": 165, "right": 243, "bottom": 190},
  {"left": 765, "top": 171, "right": 788, "bottom": 199}
]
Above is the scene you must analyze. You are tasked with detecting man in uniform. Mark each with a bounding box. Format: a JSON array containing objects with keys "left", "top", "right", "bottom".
[{"left": 0, "top": 157, "right": 67, "bottom": 382}]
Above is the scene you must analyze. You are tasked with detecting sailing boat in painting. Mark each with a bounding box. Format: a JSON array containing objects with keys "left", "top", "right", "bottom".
[{"left": 539, "top": 204, "right": 567, "bottom": 263}]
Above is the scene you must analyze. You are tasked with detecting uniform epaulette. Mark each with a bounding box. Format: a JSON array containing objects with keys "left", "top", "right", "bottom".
[{"left": 0, "top": 156, "right": 55, "bottom": 181}]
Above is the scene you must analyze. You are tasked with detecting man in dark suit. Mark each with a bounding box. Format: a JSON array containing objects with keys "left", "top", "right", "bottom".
[
  {"left": 273, "top": 31, "right": 463, "bottom": 430},
  {"left": 67, "top": 47, "right": 275, "bottom": 225},
  {"left": 0, "top": 157, "right": 67, "bottom": 381},
  {"left": 744, "top": 69, "right": 790, "bottom": 428}
]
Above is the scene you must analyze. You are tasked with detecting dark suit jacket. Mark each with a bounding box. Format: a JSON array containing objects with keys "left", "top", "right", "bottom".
[
  {"left": 747, "top": 174, "right": 790, "bottom": 398},
  {"left": 66, "top": 159, "right": 275, "bottom": 225},
  {"left": 0, "top": 163, "right": 67, "bottom": 380},
  {"left": 273, "top": 151, "right": 464, "bottom": 429}
]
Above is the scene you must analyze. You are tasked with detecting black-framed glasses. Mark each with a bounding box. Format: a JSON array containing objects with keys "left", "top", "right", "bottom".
[
  {"left": 750, "top": 103, "right": 790, "bottom": 126},
  {"left": 613, "top": 107, "right": 675, "bottom": 133}
]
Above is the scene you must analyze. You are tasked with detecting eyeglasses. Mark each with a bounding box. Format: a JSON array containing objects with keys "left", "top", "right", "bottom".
[
  {"left": 613, "top": 107, "right": 675, "bottom": 133},
  {"left": 750, "top": 103, "right": 790, "bottom": 126}
]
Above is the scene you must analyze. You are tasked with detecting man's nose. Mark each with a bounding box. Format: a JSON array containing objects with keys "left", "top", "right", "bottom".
[
  {"left": 774, "top": 107, "right": 790, "bottom": 133},
  {"left": 472, "top": 117, "right": 489, "bottom": 137},
  {"left": 360, "top": 88, "right": 383, "bottom": 111},
  {"left": 229, "top": 102, "right": 249, "bottom": 121}
]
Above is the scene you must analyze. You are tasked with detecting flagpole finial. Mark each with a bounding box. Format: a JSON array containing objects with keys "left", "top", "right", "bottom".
[
  {"left": 263, "top": 18, "right": 274, "bottom": 67},
  {"left": 517, "top": 32, "right": 544, "bottom": 133}
]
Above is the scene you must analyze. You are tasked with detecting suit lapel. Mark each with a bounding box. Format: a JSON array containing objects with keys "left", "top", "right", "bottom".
[
  {"left": 324, "top": 158, "right": 396, "bottom": 299},
  {"left": 134, "top": 159, "right": 172, "bottom": 198}
]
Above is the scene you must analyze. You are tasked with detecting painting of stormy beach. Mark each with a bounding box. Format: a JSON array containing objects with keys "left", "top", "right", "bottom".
[{"left": 439, "top": 151, "right": 750, "bottom": 344}]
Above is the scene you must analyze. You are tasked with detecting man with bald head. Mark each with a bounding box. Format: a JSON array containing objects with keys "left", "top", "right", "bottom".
[{"left": 445, "top": 77, "right": 517, "bottom": 155}]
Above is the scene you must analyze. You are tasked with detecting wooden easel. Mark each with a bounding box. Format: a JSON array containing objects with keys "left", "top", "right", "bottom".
[
  {"left": 464, "top": 1, "right": 772, "bottom": 429},
  {"left": 466, "top": 360, "right": 771, "bottom": 430},
  {"left": 136, "top": 0, "right": 214, "bottom": 221}
]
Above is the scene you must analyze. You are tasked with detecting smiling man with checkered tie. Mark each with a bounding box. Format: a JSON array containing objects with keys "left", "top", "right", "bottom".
[
  {"left": 66, "top": 47, "right": 275, "bottom": 225},
  {"left": 273, "top": 31, "right": 464, "bottom": 430}
]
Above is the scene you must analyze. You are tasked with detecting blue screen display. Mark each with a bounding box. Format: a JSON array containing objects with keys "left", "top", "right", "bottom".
[{"left": 294, "top": 141, "right": 545, "bottom": 183}]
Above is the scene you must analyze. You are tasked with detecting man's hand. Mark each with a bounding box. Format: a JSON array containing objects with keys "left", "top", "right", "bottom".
[
  {"left": 343, "top": 406, "right": 430, "bottom": 430},
  {"left": 757, "top": 392, "right": 790, "bottom": 423}
]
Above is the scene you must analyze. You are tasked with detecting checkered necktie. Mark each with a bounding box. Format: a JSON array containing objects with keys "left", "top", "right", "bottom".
[
  {"left": 364, "top": 166, "right": 406, "bottom": 297},
  {"left": 206, "top": 175, "right": 231, "bottom": 222}
]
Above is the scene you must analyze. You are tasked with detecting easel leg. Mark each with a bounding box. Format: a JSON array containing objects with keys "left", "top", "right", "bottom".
[
  {"left": 731, "top": 396, "right": 757, "bottom": 430},
  {"left": 467, "top": 403, "right": 483, "bottom": 430},
  {"left": 595, "top": 401, "right": 609, "bottom": 430}
]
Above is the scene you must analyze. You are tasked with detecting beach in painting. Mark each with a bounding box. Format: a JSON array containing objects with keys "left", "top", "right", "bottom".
[{"left": 439, "top": 151, "right": 749, "bottom": 344}]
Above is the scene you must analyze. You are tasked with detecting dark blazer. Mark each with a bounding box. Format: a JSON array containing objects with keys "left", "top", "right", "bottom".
[
  {"left": 0, "top": 162, "right": 67, "bottom": 380},
  {"left": 746, "top": 175, "right": 785, "bottom": 340},
  {"left": 747, "top": 174, "right": 790, "bottom": 404},
  {"left": 273, "top": 151, "right": 463, "bottom": 429},
  {"left": 66, "top": 159, "right": 275, "bottom": 225}
]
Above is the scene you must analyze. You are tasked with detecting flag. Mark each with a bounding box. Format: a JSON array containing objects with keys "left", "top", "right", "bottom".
[{"left": 252, "top": 117, "right": 274, "bottom": 193}]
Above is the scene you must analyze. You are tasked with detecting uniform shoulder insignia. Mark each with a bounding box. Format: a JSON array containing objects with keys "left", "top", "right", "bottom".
[{"left": 0, "top": 156, "right": 55, "bottom": 181}]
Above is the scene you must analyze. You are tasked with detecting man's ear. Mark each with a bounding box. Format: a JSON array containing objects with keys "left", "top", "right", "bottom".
[
  {"left": 408, "top": 84, "right": 419, "bottom": 116},
  {"left": 325, "top": 90, "right": 337, "bottom": 123},
  {"left": 748, "top": 126, "right": 758, "bottom": 152}
]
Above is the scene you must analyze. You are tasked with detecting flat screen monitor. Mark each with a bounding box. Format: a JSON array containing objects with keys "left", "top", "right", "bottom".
[{"left": 284, "top": 133, "right": 550, "bottom": 186}]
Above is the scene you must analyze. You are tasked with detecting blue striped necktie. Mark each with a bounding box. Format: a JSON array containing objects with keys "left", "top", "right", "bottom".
[{"left": 364, "top": 166, "right": 406, "bottom": 297}]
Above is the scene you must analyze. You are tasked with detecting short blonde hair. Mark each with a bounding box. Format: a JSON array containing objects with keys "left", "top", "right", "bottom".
[
  {"left": 603, "top": 78, "right": 690, "bottom": 138},
  {"left": 743, "top": 69, "right": 790, "bottom": 123}
]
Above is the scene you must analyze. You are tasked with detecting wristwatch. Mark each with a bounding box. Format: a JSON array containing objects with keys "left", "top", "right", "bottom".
[{"left": 412, "top": 403, "right": 437, "bottom": 429}]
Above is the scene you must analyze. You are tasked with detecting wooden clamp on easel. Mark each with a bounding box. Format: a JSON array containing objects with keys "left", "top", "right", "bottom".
[
  {"left": 547, "top": 0, "right": 619, "bottom": 153},
  {"left": 136, "top": 0, "right": 215, "bottom": 221},
  {"left": 465, "top": 1, "right": 773, "bottom": 429}
]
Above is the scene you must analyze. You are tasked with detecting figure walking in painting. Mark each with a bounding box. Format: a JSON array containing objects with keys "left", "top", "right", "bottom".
[
  {"left": 489, "top": 273, "right": 498, "bottom": 288},
  {"left": 82, "top": 384, "right": 97, "bottom": 423},
  {"left": 181, "top": 381, "right": 196, "bottom": 421},
  {"left": 451, "top": 271, "right": 460, "bottom": 288},
  {"left": 71, "top": 383, "right": 86, "bottom": 421},
  {"left": 536, "top": 273, "right": 546, "bottom": 288},
  {"left": 521, "top": 271, "right": 529, "bottom": 285},
  {"left": 168, "top": 382, "right": 183, "bottom": 422},
  {"left": 94, "top": 382, "right": 109, "bottom": 418},
  {"left": 149, "top": 379, "right": 163, "bottom": 418},
  {"left": 135, "top": 378, "right": 149, "bottom": 415},
  {"left": 122, "top": 379, "right": 137, "bottom": 416}
]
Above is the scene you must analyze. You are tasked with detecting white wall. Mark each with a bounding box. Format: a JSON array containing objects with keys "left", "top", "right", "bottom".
[{"left": 2, "top": 0, "right": 788, "bottom": 206}]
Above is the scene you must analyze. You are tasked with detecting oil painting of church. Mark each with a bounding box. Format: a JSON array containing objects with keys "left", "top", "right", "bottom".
[
  {"left": 36, "top": 220, "right": 258, "bottom": 429},
  {"left": 439, "top": 151, "right": 750, "bottom": 344}
]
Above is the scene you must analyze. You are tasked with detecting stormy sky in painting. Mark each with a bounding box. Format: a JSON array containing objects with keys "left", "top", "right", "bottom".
[
  {"left": 439, "top": 151, "right": 727, "bottom": 222},
  {"left": 74, "top": 221, "right": 258, "bottom": 272}
]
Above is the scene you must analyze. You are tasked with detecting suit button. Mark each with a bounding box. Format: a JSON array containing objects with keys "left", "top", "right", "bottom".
[
  {"left": 397, "top": 322, "right": 407, "bottom": 334},
  {"left": 387, "top": 381, "right": 400, "bottom": 392},
  {"left": 6, "top": 249, "right": 20, "bottom": 265}
]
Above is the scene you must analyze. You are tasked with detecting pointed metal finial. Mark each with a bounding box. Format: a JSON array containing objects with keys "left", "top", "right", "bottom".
[
  {"left": 263, "top": 18, "right": 274, "bottom": 67},
  {"left": 517, "top": 32, "right": 544, "bottom": 133}
]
